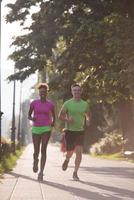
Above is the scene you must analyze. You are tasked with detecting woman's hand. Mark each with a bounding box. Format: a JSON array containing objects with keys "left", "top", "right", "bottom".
[
  {"left": 28, "top": 116, "right": 36, "bottom": 121},
  {"left": 51, "top": 121, "right": 55, "bottom": 127}
]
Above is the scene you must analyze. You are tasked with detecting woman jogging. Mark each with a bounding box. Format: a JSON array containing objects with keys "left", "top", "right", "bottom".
[{"left": 28, "top": 83, "right": 55, "bottom": 181}]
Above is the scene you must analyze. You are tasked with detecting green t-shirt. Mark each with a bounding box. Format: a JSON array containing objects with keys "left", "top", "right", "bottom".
[{"left": 63, "top": 98, "right": 90, "bottom": 131}]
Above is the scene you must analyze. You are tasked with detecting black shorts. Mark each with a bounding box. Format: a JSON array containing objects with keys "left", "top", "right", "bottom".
[{"left": 65, "top": 130, "right": 85, "bottom": 151}]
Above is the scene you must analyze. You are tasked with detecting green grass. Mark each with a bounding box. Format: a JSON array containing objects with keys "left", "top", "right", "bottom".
[
  {"left": 0, "top": 148, "right": 24, "bottom": 178},
  {"left": 91, "top": 152, "right": 134, "bottom": 163}
]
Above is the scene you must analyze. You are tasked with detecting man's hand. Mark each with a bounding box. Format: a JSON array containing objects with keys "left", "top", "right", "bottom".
[
  {"left": 86, "top": 119, "right": 90, "bottom": 127},
  {"left": 67, "top": 116, "right": 74, "bottom": 123}
]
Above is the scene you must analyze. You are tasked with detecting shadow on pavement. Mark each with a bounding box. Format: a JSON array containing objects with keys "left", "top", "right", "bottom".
[
  {"left": 44, "top": 180, "right": 123, "bottom": 200},
  {"left": 80, "top": 166, "right": 134, "bottom": 179},
  {"left": 79, "top": 180, "right": 134, "bottom": 199},
  {"left": 6, "top": 171, "right": 38, "bottom": 182},
  {"left": 6, "top": 171, "right": 134, "bottom": 200}
]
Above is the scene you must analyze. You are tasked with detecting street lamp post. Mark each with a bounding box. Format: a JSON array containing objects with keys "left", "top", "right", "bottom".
[
  {"left": 11, "top": 74, "right": 16, "bottom": 152},
  {"left": 0, "top": 0, "right": 4, "bottom": 160},
  {"left": 17, "top": 81, "right": 22, "bottom": 147}
]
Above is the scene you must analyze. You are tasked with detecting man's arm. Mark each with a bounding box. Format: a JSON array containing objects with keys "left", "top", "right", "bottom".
[
  {"left": 58, "top": 106, "right": 74, "bottom": 123},
  {"left": 85, "top": 110, "right": 91, "bottom": 127},
  {"left": 58, "top": 106, "right": 68, "bottom": 122}
]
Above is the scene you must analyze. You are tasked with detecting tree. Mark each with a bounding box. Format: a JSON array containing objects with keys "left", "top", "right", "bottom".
[{"left": 6, "top": 0, "right": 134, "bottom": 149}]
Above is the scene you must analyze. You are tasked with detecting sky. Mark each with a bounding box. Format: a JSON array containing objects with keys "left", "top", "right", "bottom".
[{"left": 1, "top": 1, "right": 37, "bottom": 136}]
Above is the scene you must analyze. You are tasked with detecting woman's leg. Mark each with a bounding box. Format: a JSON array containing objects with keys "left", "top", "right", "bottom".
[
  {"left": 32, "top": 134, "right": 41, "bottom": 172},
  {"left": 39, "top": 132, "right": 51, "bottom": 174}
]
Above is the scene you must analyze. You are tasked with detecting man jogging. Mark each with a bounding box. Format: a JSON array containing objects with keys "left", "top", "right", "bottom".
[{"left": 58, "top": 83, "right": 91, "bottom": 180}]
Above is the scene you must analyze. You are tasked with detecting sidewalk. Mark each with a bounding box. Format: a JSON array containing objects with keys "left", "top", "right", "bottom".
[{"left": 0, "top": 143, "right": 134, "bottom": 200}]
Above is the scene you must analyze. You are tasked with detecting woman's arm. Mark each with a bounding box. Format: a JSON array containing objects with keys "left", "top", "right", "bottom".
[
  {"left": 28, "top": 106, "right": 35, "bottom": 121},
  {"left": 51, "top": 107, "right": 56, "bottom": 127}
]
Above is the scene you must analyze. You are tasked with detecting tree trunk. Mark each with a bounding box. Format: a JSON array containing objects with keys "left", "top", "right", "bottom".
[{"left": 119, "top": 100, "right": 134, "bottom": 150}]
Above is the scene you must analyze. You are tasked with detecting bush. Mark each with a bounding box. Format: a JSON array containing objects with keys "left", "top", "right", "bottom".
[
  {"left": 90, "top": 130, "right": 127, "bottom": 155},
  {"left": 0, "top": 148, "right": 23, "bottom": 176},
  {"left": 1, "top": 138, "right": 11, "bottom": 157},
  {"left": 0, "top": 138, "right": 24, "bottom": 176}
]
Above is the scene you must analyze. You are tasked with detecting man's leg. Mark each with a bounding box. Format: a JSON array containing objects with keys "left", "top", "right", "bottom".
[
  {"left": 62, "top": 131, "right": 74, "bottom": 171},
  {"left": 74, "top": 145, "right": 82, "bottom": 172},
  {"left": 32, "top": 134, "right": 41, "bottom": 173},
  {"left": 73, "top": 145, "right": 82, "bottom": 180},
  {"left": 62, "top": 150, "right": 73, "bottom": 170}
]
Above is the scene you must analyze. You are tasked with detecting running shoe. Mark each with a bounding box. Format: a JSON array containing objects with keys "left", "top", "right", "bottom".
[
  {"left": 38, "top": 172, "right": 43, "bottom": 181},
  {"left": 62, "top": 159, "right": 69, "bottom": 171},
  {"left": 73, "top": 172, "right": 79, "bottom": 181},
  {"left": 33, "top": 159, "right": 39, "bottom": 173}
]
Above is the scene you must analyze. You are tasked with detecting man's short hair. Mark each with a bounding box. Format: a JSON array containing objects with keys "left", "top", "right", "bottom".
[{"left": 71, "top": 83, "right": 81, "bottom": 89}]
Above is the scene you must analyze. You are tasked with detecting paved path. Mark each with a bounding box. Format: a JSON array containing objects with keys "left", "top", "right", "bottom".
[{"left": 0, "top": 143, "right": 134, "bottom": 200}]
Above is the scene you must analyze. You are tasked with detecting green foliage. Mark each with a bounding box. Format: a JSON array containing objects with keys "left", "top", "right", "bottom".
[
  {"left": 73, "top": 13, "right": 134, "bottom": 104},
  {"left": 0, "top": 164, "right": 4, "bottom": 176},
  {"left": 0, "top": 147, "right": 23, "bottom": 176},
  {"left": 5, "top": 1, "right": 134, "bottom": 148},
  {"left": 2, "top": 153, "right": 17, "bottom": 171},
  {"left": 6, "top": 0, "right": 134, "bottom": 148},
  {"left": 5, "top": 0, "right": 134, "bottom": 155},
  {"left": 0, "top": 139, "right": 24, "bottom": 176},
  {"left": 90, "top": 130, "right": 127, "bottom": 155},
  {"left": 6, "top": 0, "right": 134, "bottom": 104}
]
